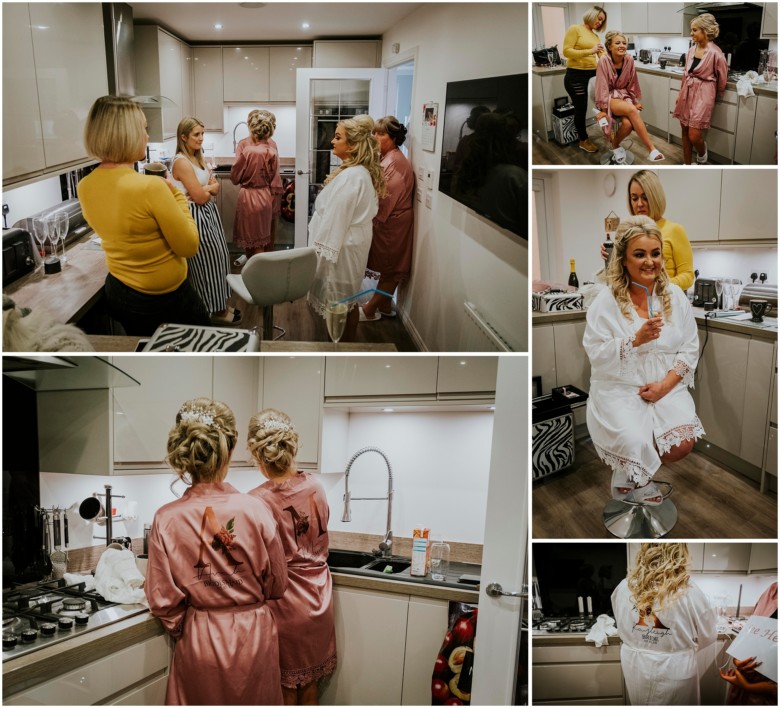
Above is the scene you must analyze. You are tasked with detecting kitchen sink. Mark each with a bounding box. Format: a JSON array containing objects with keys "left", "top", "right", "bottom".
[
  {"left": 212, "top": 164, "right": 232, "bottom": 173},
  {"left": 326, "top": 549, "right": 377, "bottom": 569},
  {"left": 364, "top": 559, "right": 411, "bottom": 574}
]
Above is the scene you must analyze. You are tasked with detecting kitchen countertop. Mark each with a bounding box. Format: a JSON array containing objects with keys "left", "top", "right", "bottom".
[
  {"left": 85, "top": 335, "right": 397, "bottom": 352},
  {"left": 532, "top": 306, "right": 778, "bottom": 341},
  {"left": 533, "top": 628, "right": 735, "bottom": 647},
  {"left": 531, "top": 63, "right": 778, "bottom": 96}
]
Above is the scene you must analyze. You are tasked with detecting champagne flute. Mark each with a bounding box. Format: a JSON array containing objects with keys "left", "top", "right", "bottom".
[
  {"left": 324, "top": 291, "right": 348, "bottom": 351},
  {"left": 32, "top": 217, "right": 49, "bottom": 270},
  {"left": 54, "top": 210, "right": 69, "bottom": 264},
  {"left": 715, "top": 278, "right": 724, "bottom": 311}
]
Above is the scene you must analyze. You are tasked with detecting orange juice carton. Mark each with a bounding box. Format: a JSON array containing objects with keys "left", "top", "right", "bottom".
[{"left": 411, "top": 526, "right": 431, "bottom": 576}]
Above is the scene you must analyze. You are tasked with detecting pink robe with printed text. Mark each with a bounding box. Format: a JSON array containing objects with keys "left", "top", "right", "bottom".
[
  {"left": 145, "top": 481, "right": 288, "bottom": 706},
  {"left": 673, "top": 44, "right": 728, "bottom": 129},
  {"left": 367, "top": 148, "right": 415, "bottom": 282},
  {"left": 231, "top": 137, "right": 283, "bottom": 249},
  {"left": 595, "top": 53, "right": 642, "bottom": 135},
  {"left": 250, "top": 472, "right": 337, "bottom": 688}
]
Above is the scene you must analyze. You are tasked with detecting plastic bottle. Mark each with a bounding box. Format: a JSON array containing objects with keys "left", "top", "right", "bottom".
[{"left": 430, "top": 536, "right": 451, "bottom": 581}]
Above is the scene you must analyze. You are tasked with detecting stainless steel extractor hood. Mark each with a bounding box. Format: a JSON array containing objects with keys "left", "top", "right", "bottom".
[{"left": 2, "top": 356, "right": 140, "bottom": 391}]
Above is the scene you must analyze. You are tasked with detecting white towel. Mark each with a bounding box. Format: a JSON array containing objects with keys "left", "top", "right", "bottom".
[
  {"left": 585, "top": 613, "right": 619, "bottom": 647},
  {"left": 63, "top": 572, "right": 96, "bottom": 592},
  {"left": 94, "top": 548, "right": 148, "bottom": 606},
  {"left": 737, "top": 77, "right": 755, "bottom": 98}
]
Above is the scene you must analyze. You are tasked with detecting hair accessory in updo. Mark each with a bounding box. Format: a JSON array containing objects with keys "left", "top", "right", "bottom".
[
  {"left": 259, "top": 417, "right": 293, "bottom": 433},
  {"left": 179, "top": 406, "right": 221, "bottom": 430}
]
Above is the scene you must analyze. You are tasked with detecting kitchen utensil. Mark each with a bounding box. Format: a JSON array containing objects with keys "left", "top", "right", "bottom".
[
  {"left": 750, "top": 299, "right": 773, "bottom": 322},
  {"left": 50, "top": 510, "right": 66, "bottom": 579},
  {"left": 41, "top": 510, "right": 52, "bottom": 578},
  {"left": 79, "top": 495, "right": 107, "bottom": 525},
  {"left": 63, "top": 511, "right": 70, "bottom": 565}
]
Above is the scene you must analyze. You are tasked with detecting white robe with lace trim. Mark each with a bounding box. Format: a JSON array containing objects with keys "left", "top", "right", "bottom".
[
  {"left": 307, "top": 165, "right": 378, "bottom": 315},
  {"left": 583, "top": 283, "right": 704, "bottom": 484}
]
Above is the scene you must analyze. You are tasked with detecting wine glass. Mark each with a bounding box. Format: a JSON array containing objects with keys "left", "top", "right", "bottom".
[
  {"left": 32, "top": 217, "right": 49, "bottom": 270},
  {"left": 324, "top": 291, "right": 348, "bottom": 350},
  {"left": 715, "top": 278, "right": 724, "bottom": 311},
  {"left": 53, "top": 210, "right": 69, "bottom": 264}
]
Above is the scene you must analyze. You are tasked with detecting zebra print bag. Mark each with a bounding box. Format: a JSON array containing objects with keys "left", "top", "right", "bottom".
[{"left": 143, "top": 323, "right": 260, "bottom": 352}]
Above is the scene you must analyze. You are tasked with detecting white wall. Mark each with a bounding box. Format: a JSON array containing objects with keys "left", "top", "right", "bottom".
[
  {"left": 40, "top": 409, "right": 493, "bottom": 550},
  {"left": 3, "top": 176, "right": 63, "bottom": 228},
  {"left": 381, "top": 3, "right": 528, "bottom": 352},
  {"left": 693, "top": 572, "right": 776, "bottom": 611}
]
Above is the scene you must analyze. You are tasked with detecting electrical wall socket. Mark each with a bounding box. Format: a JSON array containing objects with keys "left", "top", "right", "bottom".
[{"left": 425, "top": 170, "right": 434, "bottom": 190}]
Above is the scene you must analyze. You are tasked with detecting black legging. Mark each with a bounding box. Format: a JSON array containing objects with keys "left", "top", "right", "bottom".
[{"left": 564, "top": 68, "right": 596, "bottom": 141}]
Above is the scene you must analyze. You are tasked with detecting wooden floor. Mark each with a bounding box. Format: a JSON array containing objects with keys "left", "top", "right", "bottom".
[
  {"left": 224, "top": 253, "right": 419, "bottom": 351},
  {"left": 533, "top": 122, "right": 687, "bottom": 166},
  {"left": 532, "top": 438, "right": 777, "bottom": 539}
]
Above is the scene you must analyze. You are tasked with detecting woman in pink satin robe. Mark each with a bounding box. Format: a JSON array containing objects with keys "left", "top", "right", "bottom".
[
  {"left": 231, "top": 110, "right": 283, "bottom": 257},
  {"left": 672, "top": 14, "right": 728, "bottom": 165},
  {"left": 145, "top": 398, "right": 288, "bottom": 706},
  {"left": 360, "top": 116, "right": 415, "bottom": 322},
  {"left": 247, "top": 409, "right": 337, "bottom": 706}
]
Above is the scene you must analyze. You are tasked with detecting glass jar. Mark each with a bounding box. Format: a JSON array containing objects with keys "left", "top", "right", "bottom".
[{"left": 430, "top": 537, "right": 451, "bottom": 581}]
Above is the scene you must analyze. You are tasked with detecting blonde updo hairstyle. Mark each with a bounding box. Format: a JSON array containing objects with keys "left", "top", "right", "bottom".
[
  {"left": 325, "top": 115, "right": 388, "bottom": 198},
  {"left": 692, "top": 13, "right": 720, "bottom": 40},
  {"left": 604, "top": 31, "right": 627, "bottom": 60},
  {"left": 607, "top": 216, "right": 672, "bottom": 322},
  {"left": 84, "top": 95, "right": 147, "bottom": 164},
  {"left": 627, "top": 543, "right": 691, "bottom": 619},
  {"left": 176, "top": 116, "right": 206, "bottom": 169},
  {"left": 248, "top": 109, "right": 275, "bottom": 141},
  {"left": 166, "top": 398, "right": 238, "bottom": 484},
  {"left": 583, "top": 5, "right": 607, "bottom": 31},
  {"left": 247, "top": 408, "right": 299, "bottom": 477}
]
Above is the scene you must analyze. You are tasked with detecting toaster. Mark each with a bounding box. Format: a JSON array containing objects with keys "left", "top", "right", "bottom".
[
  {"left": 2, "top": 228, "right": 36, "bottom": 286},
  {"left": 693, "top": 278, "right": 718, "bottom": 307}
]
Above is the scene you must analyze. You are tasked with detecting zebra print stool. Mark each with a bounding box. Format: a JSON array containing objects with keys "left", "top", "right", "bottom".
[
  {"left": 532, "top": 395, "right": 576, "bottom": 479},
  {"left": 602, "top": 481, "right": 677, "bottom": 539}
]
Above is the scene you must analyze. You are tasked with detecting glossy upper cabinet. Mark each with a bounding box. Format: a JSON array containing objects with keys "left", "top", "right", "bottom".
[
  {"left": 3, "top": 3, "right": 107, "bottom": 184},
  {"left": 325, "top": 357, "right": 439, "bottom": 400},
  {"left": 2, "top": 3, "right": 45, "bottom": 181},
  {"left": 270, "top": 46, "right": 313, "bottom": 101},
  {"left": 313, "top": 40, "right": 381, "bottom": 68},
  {"left": 223, "top": 46, "right": 271, "bottom": 102},
  {"left": 193, "top": 47, "right": 225, "bottom": 131},
  {"left": 436, "top": 357, "right": 498, "bottom": 398}
]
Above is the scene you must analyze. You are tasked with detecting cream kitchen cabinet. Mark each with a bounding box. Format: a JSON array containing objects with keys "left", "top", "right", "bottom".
[
  {"left": 750, "top": 94, "right": 778, "bottom": 165},
  {"left": 660, "top": 168, "right": 722, "bottom": 244},
  {"left": 223, "top": 46, "right": 271, "bottom": 102},
  {"left": 533, "top": 643, "right": 624, "bottom": 704},
  {"left": 701, "top": 543, "right": 752, "bottom": 573},
  {"left": 216, "top": 174, "right": 240, "bottom": 241},
  {"left": 620, "top": 2, "right": 648, "bottom": 34},
  {"left": 749, "top": 542, "right": 777, "bottom": 572},
  {"left": 324, "top": 357, "right": 439, "bottom": 402},
  {"left": 761, "top": 1, "right": 778, "bottom": 37},
  {"left": 134, "top": 26, "right": 184, "bottom": 141},
  {"left": 531, "top": 71, "right": 568, "bottom": 142},
  {"left": 262, "top": 357, "right": 324, "bottom": 467},
  {"left": 436, "top": 357, "right": 498, "bottom": 399},
  {"left": 181, "top": 43, "right": 194, "bottom": 120},
  {"left": 322, "top": 586, "right": 409, "bottom": 705},
  {"left": 5, "top": 634, "right": 170, "bottom": 705},
  {"left": 402, "top": 597, "right": 450, "bottom": 705},
  {"left": 638, "top": 71, "right": 669, "bottom": 133},
  {"left": 313, "top": 40, "right": 382, "bottom": 68},
  {"left": 213, "top": 357, "right": 263, "bottom": 464},
  {"left": 762, "top": 345, "right": 777, "bottom": 493},
  {"left": 718, "top": 171, "right": 778, "bottom": 241},
  {"left": 621, "top": 3, "right": 690, "bottom": 35},
  {"left": 193, "top": 47, "right": 226, "bottom": 131},
  {"left": 3, "top": 2, "right": 107, "bottom": 185},
  {"left": 270, "top": 46, "right": 313, "bottom": 101},
  {"left": 740, "top": 337, "right": 775, "bottom": 467}
]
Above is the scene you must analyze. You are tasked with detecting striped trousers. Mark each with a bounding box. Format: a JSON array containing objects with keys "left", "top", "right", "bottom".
[{"left": 187, "top": 200, "right": 231, "bottom": 313}]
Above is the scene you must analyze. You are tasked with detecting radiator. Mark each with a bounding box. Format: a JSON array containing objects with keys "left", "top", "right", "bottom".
[{"left": 462, "top": 302, "right": 513, "bottom": 352}]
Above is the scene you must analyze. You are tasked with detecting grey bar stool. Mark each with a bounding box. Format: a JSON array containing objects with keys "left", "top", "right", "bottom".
[{"left": 603, "top": 481, "right": 676, "bottom": 538}]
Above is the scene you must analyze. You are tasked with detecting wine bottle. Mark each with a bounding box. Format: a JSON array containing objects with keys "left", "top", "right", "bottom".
[
  {"left": 603, "top": 234, "right": 614, "bottom": 263},
  {"left": 568, "top": 259, "right": 579, "bottom": 290}
]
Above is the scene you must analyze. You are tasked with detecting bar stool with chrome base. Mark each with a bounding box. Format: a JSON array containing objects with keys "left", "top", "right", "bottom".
[
  {"left": 586, "top": 77, "right": 636, "bottom": 166},
  {"left": 603, "top": 481, "right": 676, "bottom": 538}
]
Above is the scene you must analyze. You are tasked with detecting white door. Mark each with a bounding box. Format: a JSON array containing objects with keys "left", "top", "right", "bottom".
[
  {"left": 471, "top": 356, "right": 528, "bottom": 705},
  {"left": 294, "top": 68, "right": 386, "bottom": 247}
]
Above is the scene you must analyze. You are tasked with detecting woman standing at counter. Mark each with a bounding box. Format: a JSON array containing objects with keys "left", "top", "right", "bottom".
[
  {"left": 612, "top": 543, "right": 717, "bottom": 705},
  {"left": 562, "top": 5, "right": 607, "bottom": 154},
  {"left": 248, "top": 409, "right": 337, "bottom": 705},
  {"left": 145, "top": 398, "right": 288, "bottom": 705},
  {"left": 78, "top": 96, "right": 209, "bottom": 335},
  {"left": 584, "top": 216, "right": 703, "bottom": 504},
  {"left": 171, "top": 117, "right": 237, "bottom": 326},
  {"left": 672, "top": 13, "right": 728, "bottom": 165}
]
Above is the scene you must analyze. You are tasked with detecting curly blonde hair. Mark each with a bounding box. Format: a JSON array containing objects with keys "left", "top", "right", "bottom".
[
  {"left": 166, "top": 398, "right": 237, "bottom": 484},
  {"left": 692, "top": 13, "right": 720, "bottom": 40},
  {"left": 176, "top": 116, "right": 206, "bottom": 170},
  {"left": 248, "top": 109, "right": 275, "bottom": 141},
  {"left": 627, "top": 543, "right": 691, "bottom": 619},
  {"left": 604, "top": 30, "right": 627, "bottom": 59},
  {"left": 247, "top": 408, "right": 299, "bottom": 476},
  {"left": 607, "top": 216, "right": 672, "bottom": 321},
  {"left": 325, "top": 115, "right": 388, "bottom": 198}
]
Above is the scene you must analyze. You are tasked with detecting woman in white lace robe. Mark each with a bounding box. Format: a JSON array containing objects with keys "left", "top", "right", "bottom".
[{"left": 583, "top": 216, "right": 703, "bottom": 502}]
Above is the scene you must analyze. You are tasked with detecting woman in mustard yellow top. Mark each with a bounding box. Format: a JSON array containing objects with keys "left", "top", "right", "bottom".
[
  {"left": 601, "top": 171, "right": 695, "bottom": 291},
  {"left": 78, "top": 96, "right": 209, "bottom": 335},
  {"left": 563, "top": 5, "right": 607, "bottom": 154}
]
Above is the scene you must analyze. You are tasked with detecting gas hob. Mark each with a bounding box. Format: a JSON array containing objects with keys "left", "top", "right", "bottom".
[
  {"left": 532, "top": 615, "right": 600, "bottom": 634},
  {"left": 2, "top": 578, "right": 147, "bottom": 661}
]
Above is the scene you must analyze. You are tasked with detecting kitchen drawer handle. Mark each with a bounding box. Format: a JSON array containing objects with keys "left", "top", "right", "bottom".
[
  {"left": 296, "top": 170, "right": 310, "bottom": 175},
  {"left": 486, "top": 582, "right": 527, "bottom": 598}
]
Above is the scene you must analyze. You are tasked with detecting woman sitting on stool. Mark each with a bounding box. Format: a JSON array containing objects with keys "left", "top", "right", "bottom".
[
  {"left": 583, "top": 216, "right": 703, "bottom": 505},
  {"left": 595, "top": 31, "right": 664, "bottom": 163}
]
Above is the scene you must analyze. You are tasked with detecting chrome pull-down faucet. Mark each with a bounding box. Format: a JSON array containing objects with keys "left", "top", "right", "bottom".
[
  {"left": 342, "top": 447, "right": 394, "bottom": 558},
  {"left": 232, "top": 121, "right": 248, "bottom": 153}
]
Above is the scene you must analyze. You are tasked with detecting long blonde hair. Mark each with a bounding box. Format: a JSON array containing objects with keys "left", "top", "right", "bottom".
[
  {"left": 607, "top": 216, "right": 672, "bottom": 321},
  {"left": 247, "top": 408, "right": 299, "bottom": 477},
  {"left": 166, "top": 398, "right": 237, "bottom": 484},
  {"left": 627, "top": 543, "right": 691, "bottom": 618},
  {"left": 325, "top": 115, "right": 387, "bottom": 198},
  {"left": 176, "top": 116, "right": 206, "bottom": 170}
]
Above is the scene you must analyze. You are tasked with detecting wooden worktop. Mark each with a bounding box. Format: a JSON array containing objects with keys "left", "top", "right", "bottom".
[{"left": 85, "top": 336, "right": 398, "bottom": 352}]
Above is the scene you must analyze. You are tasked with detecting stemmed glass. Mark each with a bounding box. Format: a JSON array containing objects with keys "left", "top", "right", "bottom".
[
  {"left": 715, "top": 278, "right": 724, "bottom": 311},
  {"left": 32, "top": 217, "right": 49, "bottom": 271},
  {"left": 52, "top": 210, "right": 69, "bottom": 265},
  {"left": 324, "top": 291, "right": 348, "bottom": 351}
]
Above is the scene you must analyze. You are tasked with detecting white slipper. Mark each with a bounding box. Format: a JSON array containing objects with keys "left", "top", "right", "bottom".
[
  {"left": 649, "top": 149, "right": 665, "bottom": 162},
  {"left": 696, "top": 142, "right": 708, "bottom": 164},
  {"left": 358, "top": 307, "right": 381, "bottom": 322}
]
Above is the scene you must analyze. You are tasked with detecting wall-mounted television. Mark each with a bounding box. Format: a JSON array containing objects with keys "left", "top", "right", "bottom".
[{"left": 438, "top": 73, "right": 527, "bottom": 238}]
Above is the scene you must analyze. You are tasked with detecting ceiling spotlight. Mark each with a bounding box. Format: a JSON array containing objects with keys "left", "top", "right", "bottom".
[
  {"left": 214, "top": 23, "right": 223, "bottom": 30},
  {"left": 302, "top": 22, "right": 310, "bottom": 29}
]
